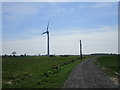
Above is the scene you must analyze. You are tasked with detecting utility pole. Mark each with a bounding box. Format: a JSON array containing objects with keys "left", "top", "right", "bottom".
[{"left": 80, "top": 40, "right": 82, "bottom": 59}]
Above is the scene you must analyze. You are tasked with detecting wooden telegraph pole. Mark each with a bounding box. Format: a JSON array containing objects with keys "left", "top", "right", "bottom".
[{"left": 80, "top": 40, "right": 82, "bottom": 59}]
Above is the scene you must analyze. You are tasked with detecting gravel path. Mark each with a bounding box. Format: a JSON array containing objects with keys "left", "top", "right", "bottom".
[{"left": 63, "top": 57, "right": 118, "bottom": 88}]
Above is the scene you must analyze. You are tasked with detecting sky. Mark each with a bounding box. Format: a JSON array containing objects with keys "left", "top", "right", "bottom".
[
  {"left": 1, "top": 0, "right": 119, "bottom": 2},
  {"left": 2, "top": 2, "right": 118, "bottom": 55}
]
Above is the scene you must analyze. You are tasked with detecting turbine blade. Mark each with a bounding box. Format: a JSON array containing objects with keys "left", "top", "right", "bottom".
[
  {"left": 47, "top": 22, "right": 49, "bottom": 31},
  {"left": 42, "top": 31, "right": 47, "bottom": 35}
]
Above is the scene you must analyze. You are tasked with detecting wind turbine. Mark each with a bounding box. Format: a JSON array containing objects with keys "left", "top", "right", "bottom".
[{"left": 42, "top": 22, "right": 50, "bottom": 56}]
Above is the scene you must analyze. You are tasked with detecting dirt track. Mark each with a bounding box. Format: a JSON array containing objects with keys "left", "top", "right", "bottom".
[{"left": 63, "top": 57, "right": 118, "bottom": 88}]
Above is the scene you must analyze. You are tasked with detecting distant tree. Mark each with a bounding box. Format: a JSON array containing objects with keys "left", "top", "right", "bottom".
[
  {"left": 12, "top": 52, "right": 16, "bottom": 57},
  {"left": 24, "top": 53, "right": 26, "bottom": 57},
  {"left": 21, "top": 54, "right": 24, "bottom": 57},
  {"left": 4, "top": 54, "right": 7, "bottom": 57}
]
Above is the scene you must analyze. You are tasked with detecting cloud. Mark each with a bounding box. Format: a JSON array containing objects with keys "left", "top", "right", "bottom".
[
  {"left": 51, "top": 26, "right": 117, "bottom": 36},
  {"left": 2, "top": 2, "right": 67, "bottom": 27},
  {"left": 48, "top": 27, "right": 118, "bottom": 54},
  {"left": 2, "top": 26, "right": 118, "bottom": 55},
  {"left": 92, "top": 3, "right": 114, "bottom": 8},
  {"left": 44, "top": 3, "right": 66, "bottom": 18},
  {"left": 2, "top": 36, "right": 46, "bottom": 55},
  {"left": 2, "top": 2, "right": 43, "bottom": 26},
  {"left": 3, "top": 3, "right": 39, "bottom": 16}
]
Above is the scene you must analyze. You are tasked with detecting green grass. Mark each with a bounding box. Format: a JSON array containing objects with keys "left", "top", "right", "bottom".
[
  {"left": 94, "top": 55, "right": 119, "bottom": 78},
  {"left": 2, "top": 55, "right": 91, "bottom": 88}
]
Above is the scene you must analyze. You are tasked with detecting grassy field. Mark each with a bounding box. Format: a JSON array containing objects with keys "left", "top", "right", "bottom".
[
  {"left": 2, "top": 55, "right": 91, "bottom": 88},
  {"left": 94, "top": 55, "right": 119, "bottom": 84}
]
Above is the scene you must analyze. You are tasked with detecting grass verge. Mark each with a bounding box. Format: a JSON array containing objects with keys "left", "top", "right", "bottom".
[
  {"left": 2, "top": 55, "right": 91, "bottom": 88},
  {"left": 94, "top": 55, "right": 119, "bottom": 85}
]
